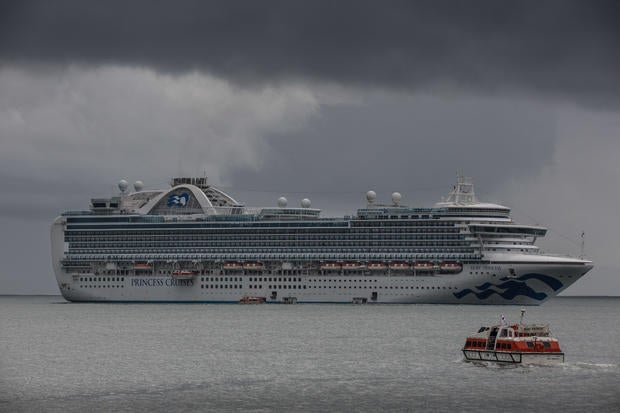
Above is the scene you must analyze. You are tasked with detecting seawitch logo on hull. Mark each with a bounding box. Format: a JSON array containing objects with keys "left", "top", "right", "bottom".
[
  {"left": 131, "top": 278, "right": 194, "bottom": 287},
  {"left": 453, "top": 273, "right": 563, "bottom": 301}
]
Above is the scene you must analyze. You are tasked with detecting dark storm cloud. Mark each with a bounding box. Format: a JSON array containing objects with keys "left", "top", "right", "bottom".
[{"left": 1, "top": 0, "right": 619, "bottom": 106}]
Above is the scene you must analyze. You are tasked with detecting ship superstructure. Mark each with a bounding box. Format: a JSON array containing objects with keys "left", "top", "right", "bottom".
[{"left": 51, "top": 176, "right": 593, "bottom": 304}]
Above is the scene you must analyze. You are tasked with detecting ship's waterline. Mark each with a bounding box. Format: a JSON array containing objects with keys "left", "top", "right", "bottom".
[{"left": 51, "top": 176, "right": 592, "bottom": 304}]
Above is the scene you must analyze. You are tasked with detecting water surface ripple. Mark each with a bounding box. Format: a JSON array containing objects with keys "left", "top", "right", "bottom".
[{"left": 1, "top": 296, "right": 618, "bottom": 412}]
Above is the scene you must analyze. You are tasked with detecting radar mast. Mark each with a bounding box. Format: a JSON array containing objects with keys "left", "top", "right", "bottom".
[{"left": 444, "top": 175, "right": 477, "bottom": 205}]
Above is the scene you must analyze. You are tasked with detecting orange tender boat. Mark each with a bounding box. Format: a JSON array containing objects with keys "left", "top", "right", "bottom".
[
  {"left": 462, "top": 309, "right": 564, "bottom": 365},
  {"left": 239, "top": 296, "right": 266, "bottom": 304}
]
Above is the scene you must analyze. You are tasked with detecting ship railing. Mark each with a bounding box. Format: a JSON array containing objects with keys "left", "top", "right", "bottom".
[
  {"left": 62, "top": 210, "right": 94, "bottom": 216},
  {"left": 65, "top": 252, "right": 482, "bottom": 261}
]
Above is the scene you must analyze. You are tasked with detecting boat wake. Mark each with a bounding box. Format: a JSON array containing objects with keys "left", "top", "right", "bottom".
[{"left": 560, "top": 362, "right": 619, "bottom": 371}]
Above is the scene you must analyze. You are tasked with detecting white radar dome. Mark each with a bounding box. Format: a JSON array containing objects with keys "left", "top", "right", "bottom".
[
  {"left": 301, "top": 198, "right": 311, "bottom": 208},
  {"left": 392, "top": 192, "right": 402, "bottom": 206},
  {"left": 118, "top": 179, "right": 129, "bottom": 193},
  {"left": 366, "top": 190, "right": 377, "bottom": 204},
  {"left": 277, "top": 197, "right": 288, "bottom": 208},
  {"left": 134, "top": 180, "right": 144, "bottom": 192}
]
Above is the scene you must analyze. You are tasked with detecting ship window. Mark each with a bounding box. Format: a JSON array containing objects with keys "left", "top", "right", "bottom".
[
  {"left": 526, "top": 342, "right": 534, "bottom": 348},
  {"left": 543, "top": 342, "right": 551, "bottom": 348}
]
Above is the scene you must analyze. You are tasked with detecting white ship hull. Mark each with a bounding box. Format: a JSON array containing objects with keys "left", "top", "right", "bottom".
[{"left": 52, "top": 244, "right": 591, "bottom": 305}]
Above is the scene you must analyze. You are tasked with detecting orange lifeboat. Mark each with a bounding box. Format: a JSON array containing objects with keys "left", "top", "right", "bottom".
[
  {"left": 462, "top": 310, "right": 564, "bottom": 365},
  {"left": 223, "top": 262, "right": 243, "bottom": 270},
  {"left": 440, "top": 262, "right": 462, "bottom": 273},
  {"left": 239, "top": 296, "right": 266, "bottom": 304},
  {"left": 320, "top": 262, "right": 341, "bottom": 271},
  {"left": 171, "top": 269, "right": 197, "bottom": 279},
  {"left": 389, "top": 262, "right": 410, "bottom": 271},
  {"left": 367, "top": 262, "right": 388, "bottom": 271},
  {"left": 342, "top": 262, "right": 366, "bottom": 270},
  {"left": 413, "top": 261, "right": 434, "bottom": 271},
  {"left": 243, "top": 262, "right": 264, "bottom": 270}
]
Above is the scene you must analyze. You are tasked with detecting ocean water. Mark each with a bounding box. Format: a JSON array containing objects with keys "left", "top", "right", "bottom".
[{"left": 0, "top": 296, "right": 618, "bottom": 412}]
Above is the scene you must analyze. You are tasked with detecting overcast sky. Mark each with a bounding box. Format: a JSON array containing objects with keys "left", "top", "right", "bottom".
[{"left": 1, "top": 0, "right": 618, "bottom": 295}]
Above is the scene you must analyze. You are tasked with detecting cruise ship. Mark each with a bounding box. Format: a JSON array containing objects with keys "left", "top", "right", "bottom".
[{"left": 51, "top": 176, "right": 593, "bottom": 304}]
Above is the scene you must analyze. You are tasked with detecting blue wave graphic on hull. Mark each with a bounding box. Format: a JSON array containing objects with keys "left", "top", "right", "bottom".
[{"left": 454, "top": 273, "right": 564, "bottom": 301}]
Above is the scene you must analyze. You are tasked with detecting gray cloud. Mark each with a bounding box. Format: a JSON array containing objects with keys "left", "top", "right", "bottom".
[
  {"left": 230, "top": 94, "right": 557, "bottom": 210},
  {"left": 0, "top": 66, "right": 320, "bottom": 220},
  {"left": 1, "top": 1, "right": 619, "bottom": 107}
]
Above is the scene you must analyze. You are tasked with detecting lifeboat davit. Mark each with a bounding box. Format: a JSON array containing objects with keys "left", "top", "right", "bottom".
[
  {"left": 389, "top": 262, "right": 410, "bottom": 271},
  {"left": 171, "top": 269, "right": 197, "bottom": 279},
  {"left": 462, "top": 310, "right": 564, "bottom": 365}
]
